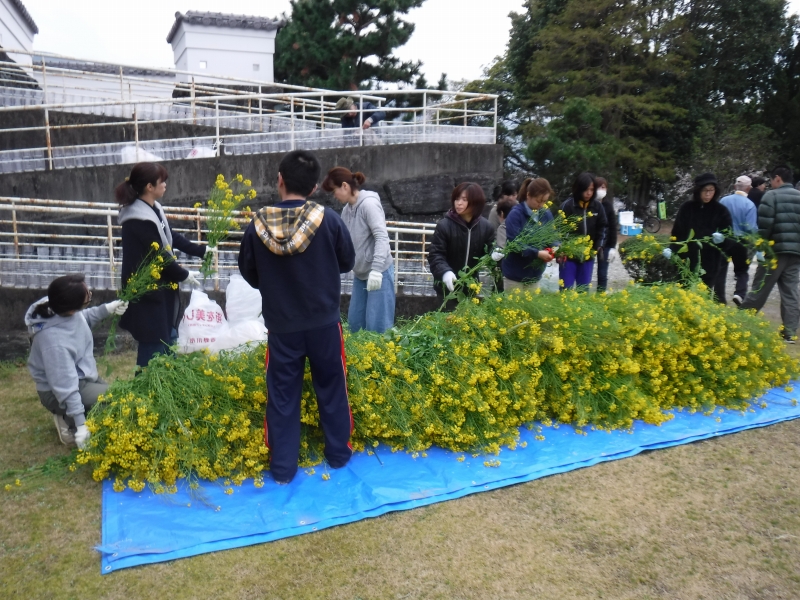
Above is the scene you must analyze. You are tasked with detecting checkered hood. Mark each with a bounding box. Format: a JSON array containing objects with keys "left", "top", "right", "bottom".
[{"left": 254, "top": 201, "right": 326, "bottom": 256}]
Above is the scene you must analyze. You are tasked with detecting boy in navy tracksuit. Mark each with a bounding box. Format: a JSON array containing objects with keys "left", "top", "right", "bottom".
[{"left": 238, "top": 150, "right": 356, "bottom": 484}]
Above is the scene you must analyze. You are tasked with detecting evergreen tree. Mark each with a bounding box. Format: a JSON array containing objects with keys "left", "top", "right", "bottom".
[
  {"left": 525, "top": 98, "right": 622, "bottom": 198},
  {"left": 521, "top": 0, "right": 691, "bottom": 201},
  {"left": 275, "top": 0, "right": 425, "bottom": 90}
]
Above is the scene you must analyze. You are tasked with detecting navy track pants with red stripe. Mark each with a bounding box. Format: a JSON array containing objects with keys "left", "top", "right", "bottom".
[{"left": 265, "top": 322, "right": 353, "bottom": 482}]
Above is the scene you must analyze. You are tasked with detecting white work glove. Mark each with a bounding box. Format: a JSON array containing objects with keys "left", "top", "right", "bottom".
[
  {"left": 184, "top": 270, "right": 202, "bottom": 287},
  {"left": 755, "top": 251, "right": 766, "bottom": 262},
  {"left": 442, "top": 271, "right": 457, "bottom": 292},
  {"left": 662, "top": 248, "right": 673, "bottom": 260},
  {"left": 491, "top": 249, "right": 505, "bottom": 262},
  {"left": 75, "top": 424, "right": 90, "bottom": 450},
  {"left": 712, "top": 232, "right": 724, "bottom": 244},
  {"left": 366, "top": 270, "right": 383, "bottom": 292},
  {"left": 104, "top": 300, "right": 129, "bottom": 316},
  {"left": 204, "top": 245, "right": 218, "bottom": 260},
  {"left": 607, "top": 248, "right": 618, "bottom": 263}
]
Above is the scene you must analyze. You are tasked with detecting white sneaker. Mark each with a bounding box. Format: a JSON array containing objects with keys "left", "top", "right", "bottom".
[
  {"left": 732, "top": 294, "right": 743, "bottom": 306},
  {"left": 53, "top": 414, "right": 76, "bottom": 446}
]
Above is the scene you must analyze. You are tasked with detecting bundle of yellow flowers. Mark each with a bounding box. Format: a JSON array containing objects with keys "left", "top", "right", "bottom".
[
  {"left": 79, "top": 282, "right": 798, "bottom": 493},
  {"left": 197, "top": 174, "right": 257, "bottom": 277},
  {"left": 104, "top": 242, "right": 177, "bottom": 357}
]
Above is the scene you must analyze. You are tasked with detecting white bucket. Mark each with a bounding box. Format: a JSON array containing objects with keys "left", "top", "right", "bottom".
[{"left": 618, "top": 211, "right": 634, "bottom": 225}]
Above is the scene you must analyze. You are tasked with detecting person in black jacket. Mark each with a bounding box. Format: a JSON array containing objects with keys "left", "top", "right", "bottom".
[
  {"left": 115, "top": 163, "right": 210, "bottom": 368},
  {"left": 334, "top": 96, "right": 387, "bottom": 129},
  {"left": 666, "top": 172, "right": 732, "bottom": 297},
  {"left": 594, "top": 177, "right": 618, "bottom": 293},
  {"left": 748, "top": 176, "right": 767, "bottom": 209},
  {"left": 238, "top": 150, "right": 356, "bottom": 484},
  {"left": 427, "top": 182, "right": 495, "bottom": 308},
  {"left": 558, "top": 172, "right": 609, "bottom": 289}
]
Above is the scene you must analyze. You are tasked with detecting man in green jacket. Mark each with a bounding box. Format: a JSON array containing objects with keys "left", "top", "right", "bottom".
[{"left": 740, "top": 166, "right": 800, "bottom": 342}]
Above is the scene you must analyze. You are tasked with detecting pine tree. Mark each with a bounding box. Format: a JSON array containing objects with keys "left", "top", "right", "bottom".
[{"left": 275, "top": 0, "right": 425, "bottom": 90}]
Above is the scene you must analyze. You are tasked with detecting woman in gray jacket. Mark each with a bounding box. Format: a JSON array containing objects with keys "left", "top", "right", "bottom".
[
  {"left": 323, "top": 167, "right": 395, "bottom": 333},
  {"left": 25, "top": 274, "right": 128, "bottom": 448}
]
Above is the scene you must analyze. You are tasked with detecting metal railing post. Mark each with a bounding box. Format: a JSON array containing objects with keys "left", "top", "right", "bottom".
[
  {"left": 258, "top": 85, "right": 263, "bottom": 133},
  {"left": 106, "top": 212, "right": 116, "bottom": 289},
  {"left": 493, "top": 96, "right": 498, "bottom": 143},
  {"left": 215, "top": 99, "right": 220, "bottom": 156},
  {"left": 11, "top": 199, "right": 19, "bottom": 259},
  {"left": 359, "top": 96, "right": 364, "bottom": 147},
  {"left": 191, "top": 77, "right": 196, "bottom": 125},
  {"left": 394, "top": 230, "right": 400, "bottom": 294},
  {"left": 463, "top": 99, "right": 468, "bottom": 126},
  {"left": 320, "top": 95, "right": 325, "bottom": 130},
  {"left": 134, "top": 105, "right": 139, "bottom": 162},
  {"left": 290, "top": 97, "right": 295, "bottom": 150},
  {"left": 41, "top": 58, "right": 53, "bottom": 170},
  {"left": 422, "top": 92, "right": 427, "bottom": 143}
]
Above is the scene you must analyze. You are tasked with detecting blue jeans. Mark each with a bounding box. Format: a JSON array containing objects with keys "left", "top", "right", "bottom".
[{"left": 348, "top": 265, "right": 395, "bottom": 333}]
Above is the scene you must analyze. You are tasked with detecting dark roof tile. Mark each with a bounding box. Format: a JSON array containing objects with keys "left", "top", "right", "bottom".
[
  {"left": 31, "top": 56, "right": 175, "bottom": 78},
  {"left": 167, "top": 11, "right": 284, "bottom": 43},
  {"left": 9, "top": 0, "right": 38, "bottom": 35}
]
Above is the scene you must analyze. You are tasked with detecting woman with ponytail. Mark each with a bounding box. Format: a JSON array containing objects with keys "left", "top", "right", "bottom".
[
  {"left": 115, "top": 162, "right": 212, "bottom": 367},
  {"left": 322, "top": 167, "right": 395, "bottom": 332},
  {"left": 25, "top": 274, "right": 128, "bottom": 448}
]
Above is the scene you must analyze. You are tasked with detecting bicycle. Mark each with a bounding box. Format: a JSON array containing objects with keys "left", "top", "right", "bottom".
[{"left": 630, "top": 201, "right": 661, "bottom": 233}]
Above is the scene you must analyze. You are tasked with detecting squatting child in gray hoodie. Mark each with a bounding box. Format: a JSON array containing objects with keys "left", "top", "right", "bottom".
[{"left": 25, "top": 273, "right": 128, "bottom": 448}]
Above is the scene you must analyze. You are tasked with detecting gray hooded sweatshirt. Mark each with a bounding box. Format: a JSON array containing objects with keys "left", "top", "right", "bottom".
[
  {"left": 340, "top": 190, "right": 393, "bottom": 280},
  {"left": 25, "top": 298, "right": 109, "bottom": 426}
]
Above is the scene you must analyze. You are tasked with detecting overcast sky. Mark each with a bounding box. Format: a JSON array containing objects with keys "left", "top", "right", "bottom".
[
  {"left": 18, "top": 0, "right": 800, "bottom": 85},
  {"left": 21, "top": 0, "right": 527, "bottom": 84}
]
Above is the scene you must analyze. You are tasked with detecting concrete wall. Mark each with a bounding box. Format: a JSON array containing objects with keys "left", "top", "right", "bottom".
[
  {"left": 172, "top": 23, "right": 277, "bottom": 84},
  {"left": 0, "top": 142, "right": 504, "bottom": 222},
  {"left": 0, "top": 108, "right": 245, "bottom": 151},
  {"left": 0, "top": 287, "right": 440, "bottom": 361}
]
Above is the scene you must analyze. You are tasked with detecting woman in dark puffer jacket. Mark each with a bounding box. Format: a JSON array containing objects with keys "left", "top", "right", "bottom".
[{"left": 427, "top": 182, "right": 495, "bottom": 308}]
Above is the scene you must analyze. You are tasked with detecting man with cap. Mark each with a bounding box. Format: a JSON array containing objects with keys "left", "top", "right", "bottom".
[
  {"left": 749, "top": 176, "right": 767, "bottom": 208},
  {"left": 335, "top": 96, "right": 387, "bottom": 129},
  {"left": 740, "top": 165, "right": 800, "bottom": 343},
  {"left": 715, "top": 176, "right": 757, "bottom": 305}
]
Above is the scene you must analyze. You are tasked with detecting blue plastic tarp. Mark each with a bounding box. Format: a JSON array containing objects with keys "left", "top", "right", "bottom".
[{"left": 99, "top": 384, "right": 800, "bottom": 573}]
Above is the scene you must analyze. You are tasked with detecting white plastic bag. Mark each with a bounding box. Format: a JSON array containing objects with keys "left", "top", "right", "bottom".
[
  {"left": 177, "top": 290, "right": 230, "bottom": 354},
  {"left": 120, "top": 145, "right": 162, "bottom": 164},
  {"left": 539, "top": 261, "right": 560, "bottom": 293},
  {"left": 216, "top": 274, "right": 268, "bottom": 351},
  {"left": 186, "top": 146, "right": 217, "bottom": 159},
  {"left": 225, "top": 274, "right": 264, "bottom": 323}
]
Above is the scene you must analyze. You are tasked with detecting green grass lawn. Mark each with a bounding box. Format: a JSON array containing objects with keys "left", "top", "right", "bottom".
[{"left": 2, "top": 340, "right": 800, "bottom": 599}]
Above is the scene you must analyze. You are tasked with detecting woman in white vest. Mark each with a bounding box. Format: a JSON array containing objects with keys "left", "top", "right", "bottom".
[{"left": 115, "top": 162, "right": 211, "bottom": 368}]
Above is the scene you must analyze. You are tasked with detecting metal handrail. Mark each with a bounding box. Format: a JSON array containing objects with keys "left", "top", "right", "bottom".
[
  {"left": 0, "top": 197, "right": 438, "bottom": 295},
  {"left": 0, "top": 49, "right": 498, "bottom": 173}
]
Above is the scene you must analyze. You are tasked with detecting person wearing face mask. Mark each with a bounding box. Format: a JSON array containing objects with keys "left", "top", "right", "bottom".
[
  {"left": 594, "top": 177, "right": 618, "bottom": 293},
  {"left": 558, "top": 172, "right": 609, "bottom": 290},
  {"left": 500, "top": 178, "right": 556, "bottom": 290},
  {"left": 427, "top": 182, "right": 496, "bottom": 308},
  {"left": 663, "top": 172, "right": 732, "bottom": 296}
]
